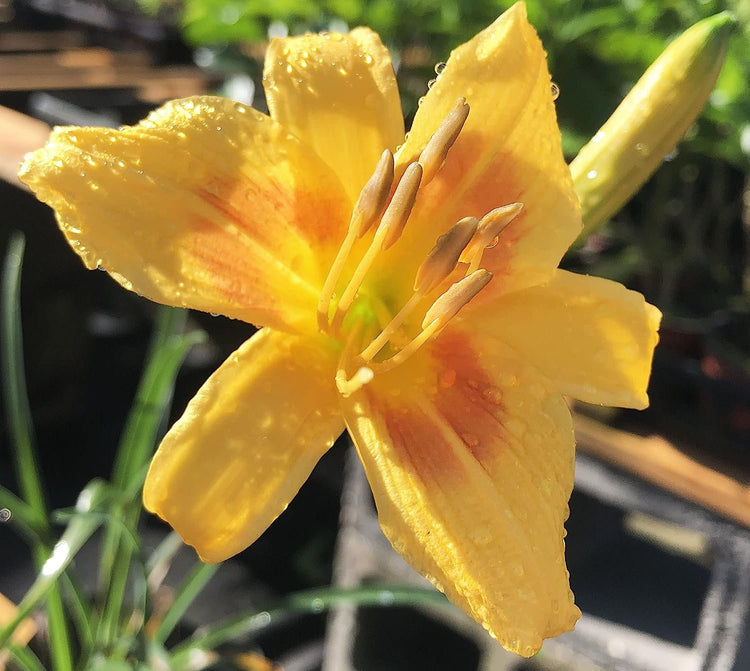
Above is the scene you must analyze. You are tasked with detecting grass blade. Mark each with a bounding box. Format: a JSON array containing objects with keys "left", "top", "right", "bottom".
[{"left": 2, "top": 233, "right": 73, "bottom": 671}]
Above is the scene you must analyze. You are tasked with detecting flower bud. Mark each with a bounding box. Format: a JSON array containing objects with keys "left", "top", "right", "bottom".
[{"left": 570, "top": 11, "right": 736, "bottom": 239}]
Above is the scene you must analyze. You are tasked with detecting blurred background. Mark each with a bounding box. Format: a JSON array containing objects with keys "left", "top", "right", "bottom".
[{"left": 1, "top": 0, "right": 749, "bottom": 669}]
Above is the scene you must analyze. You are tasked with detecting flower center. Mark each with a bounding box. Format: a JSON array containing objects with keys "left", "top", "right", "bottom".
[{"left": 316, "top": 98, "right": 523, "bottom": 397}]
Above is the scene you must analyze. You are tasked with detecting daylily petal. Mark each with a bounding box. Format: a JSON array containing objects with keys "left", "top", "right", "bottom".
[
  {"left": 19, "top": 96, "right": 351, "bottom": 334},
  {"left": 471, "top": 270, "right": 662, "bottom": 408},
  {"left": 342, "top": 327, "right": 579, "bottom": 656},
  {"left": 388, "top": 2, "right": 580, "bottom": 297},
  {"left": 143, "top": 328, "right": 344, "bottom": 563},
  {"left": 264, "top": 28, "right": 404, "bottom": 204}
]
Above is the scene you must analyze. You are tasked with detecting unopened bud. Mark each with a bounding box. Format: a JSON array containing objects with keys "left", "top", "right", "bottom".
[
  {"left": 352, "top": 149, "right": 394, "bottom": 237},
  {"left": 570, "top": 11, "right": 736, "bottom": 239},
  {"left": 422, "top": 269, "right": 492, "bottom": 328},
  {"left": 415, "top": 216, "right": 478, "bottom": 293},
  {"left": 418, "top": 97, "right": 470, "bottom": 185},
  {"left": 379, "top": 162, "right": 423, "bottom": 250}
]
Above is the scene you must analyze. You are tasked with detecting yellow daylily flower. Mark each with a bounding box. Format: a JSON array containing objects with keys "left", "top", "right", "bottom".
[{"left": 19, "top": 2, "right": 661, "bottom": 657}]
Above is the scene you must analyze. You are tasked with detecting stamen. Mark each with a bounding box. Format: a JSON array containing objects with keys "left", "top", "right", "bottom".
[
  {"left": 360, "top": 216, "right": 478, "bottom": 362},
  {"left": 418, "top": 98, "right": 470, "bottom": 185},
  {"left": 316, "top": 150, "right": 395, "bottom": 331},
  {"left": 380, "top": 162, "right": 423, "bottom": 250},
  {"left": 414, "top": 216, "right": 478, "bottom": 293},
  {"left": 372, "top": 269, "right": 492, "bottom": 375},
  {"left": 359, "top": 291, "right": 424, "bottom": 362},
  {"left": 462, "top": 203, "right": 523, "bottom": 274},
  {"left": 352, "top": 149, "right": 396, "bottom": 237},
  {"left": 331, "top": 162, "right": 423, "bottom": 332},
  {"left": 422, "top": 269, "right": 493, "bottom": 328}
]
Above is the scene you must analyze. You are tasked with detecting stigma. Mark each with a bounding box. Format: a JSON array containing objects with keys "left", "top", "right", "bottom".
[{"left": 315, "top": 97, "right": 523, "bottom": 397}]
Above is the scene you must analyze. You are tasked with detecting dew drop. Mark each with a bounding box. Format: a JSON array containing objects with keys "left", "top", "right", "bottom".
[
  {"left": 482, "top": 386, "right": 503, "bottom": 405},
  {"left": 586, "top": 169, "right": 598, "bottom": 180},
  {"left": 417, "top": 96, "right": 426, "bottom": 107},
  {"left": 434, "top": 61, "right": 447, "bottom": 75},
  {"left": 439, "top": 369, "right": 456, "bottom": 388},
  {"left": 210, "top": 312, "right": 219, "bottom": 317},
  {"left": 462, "top": 433, "right": 479, "bottom": 448},
  {"left": 363, "top": 53, "right": 373, "bottom": 65},
  {"left": 550, "top": 81, "right": 560, "bottom": 101},
  {"left": 635, "top": 142, "right": 649, "bottom": 155},
  {"left": 427, "top": 78, "right": 437, "bottom": 89}
]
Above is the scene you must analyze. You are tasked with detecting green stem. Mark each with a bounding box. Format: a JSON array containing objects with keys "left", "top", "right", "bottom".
[
  {"left": 2, "top": 233, "right": 73, "bottom": 671},
  {"left": 96, "top": 307, "right": 204, "bottom": 649},
  {"left": 154, "top": 562, "right": 218, "bottom": 644},
  {"left": 171, "top": 585, "right": 447, "bottom": 664},
  {"left": 0, "top": 480, "right": 109, "bottom": 651},
  {"left": 8, "top": 644, "right": 46, "bottom": 671}
]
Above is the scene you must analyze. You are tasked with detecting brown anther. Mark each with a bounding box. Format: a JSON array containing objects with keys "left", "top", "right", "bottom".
[
  {"left": 422, "top": 269, "right": 492, "bottom": 328},
  {"left": 418, "top": 97, "right": 470, "bottom": 185},
  {"left": 461, "top": 203, "right": 523, "bottom": 263},
  {"left": 414, "top": 216, "right": 478, "bottom": 294},
  {"left": 352, "top": 149, "right": 394, "bottom": 237},
  {"left": 379, "top": 162, "right": 423, "bottom": 250}
]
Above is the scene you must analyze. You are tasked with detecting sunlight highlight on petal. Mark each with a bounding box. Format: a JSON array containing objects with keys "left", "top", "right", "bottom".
[
  {"left": 143, "top": 328, "right": 344, "bottom": 563},
  {"left": 20, "top": 97, "right": 351, "bottom": 334},
  {"left": 342, "top": 327, "right": 579, "bottom": 656},
  {"left": 473, "top": 270, "right": 662, "bottom": 408},
  {"left": 264, "top": 28, "right": 404, "bottom": 203}
]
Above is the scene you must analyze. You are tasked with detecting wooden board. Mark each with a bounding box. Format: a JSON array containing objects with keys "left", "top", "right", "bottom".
[
  {"left": 0, "top": 106, "right": 50, "bottom": 190},
  {"left": 574, "top": 411, "right": 750, "bottom": 527}
]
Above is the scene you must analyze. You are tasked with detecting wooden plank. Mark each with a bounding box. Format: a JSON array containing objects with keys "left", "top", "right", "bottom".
[
  {"left": 0, "top": 64, "right": 212, "bottom": 101},
  {"left": 0, "top": 30, "right": 86, "bottom": 52},
  {"left": 0, "top": 47, "right": 151, "bottom": 72},
  {"left": 574, "top": 411, "right": 750, "bottom": 527},
  {"left": 0, "top": 106, "right": 50, "bottom": 190}
]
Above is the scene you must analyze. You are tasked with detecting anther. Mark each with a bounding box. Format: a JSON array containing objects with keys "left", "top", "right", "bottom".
[
  {"left": 462, "top": 203, "right": 523, "bottom": 274},
  {"left": 380, "top": 162, "right": 423, "bottom": 250},
  {"left": 418, "top": 97, "right": 470, "bottom": 185},
  {"left": 422, "top": 269, "right": 493, "bottom": 328},
  {"left": 414, "top": 216, "right": 478, "bottom": 294},
  {"left": 352, "top": 149, "right": 394, "bottom": 237}
]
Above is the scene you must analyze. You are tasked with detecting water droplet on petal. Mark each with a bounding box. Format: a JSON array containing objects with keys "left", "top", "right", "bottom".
[
  {"left": 586, "top": 169, "right": 598, "bottom": 180},
  {"left": 439, "top": 369, "right": 456, "bottom": 388},
  {"left": 434, "top": 62, "right": 447, "bottom": 75},
  {"left": 427, "top": 78, "right": 437, "bottom": 89},
  {"left": 550, "top": 81, "right": 560, "bottom": 100},
  {"left": 462, "top": 433, "right": 479, "bottom": 448}
]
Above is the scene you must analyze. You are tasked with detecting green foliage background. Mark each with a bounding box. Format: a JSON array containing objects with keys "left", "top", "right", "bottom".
[{"left": 157, "top": 0, "right": 750, "bottom": 167}]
